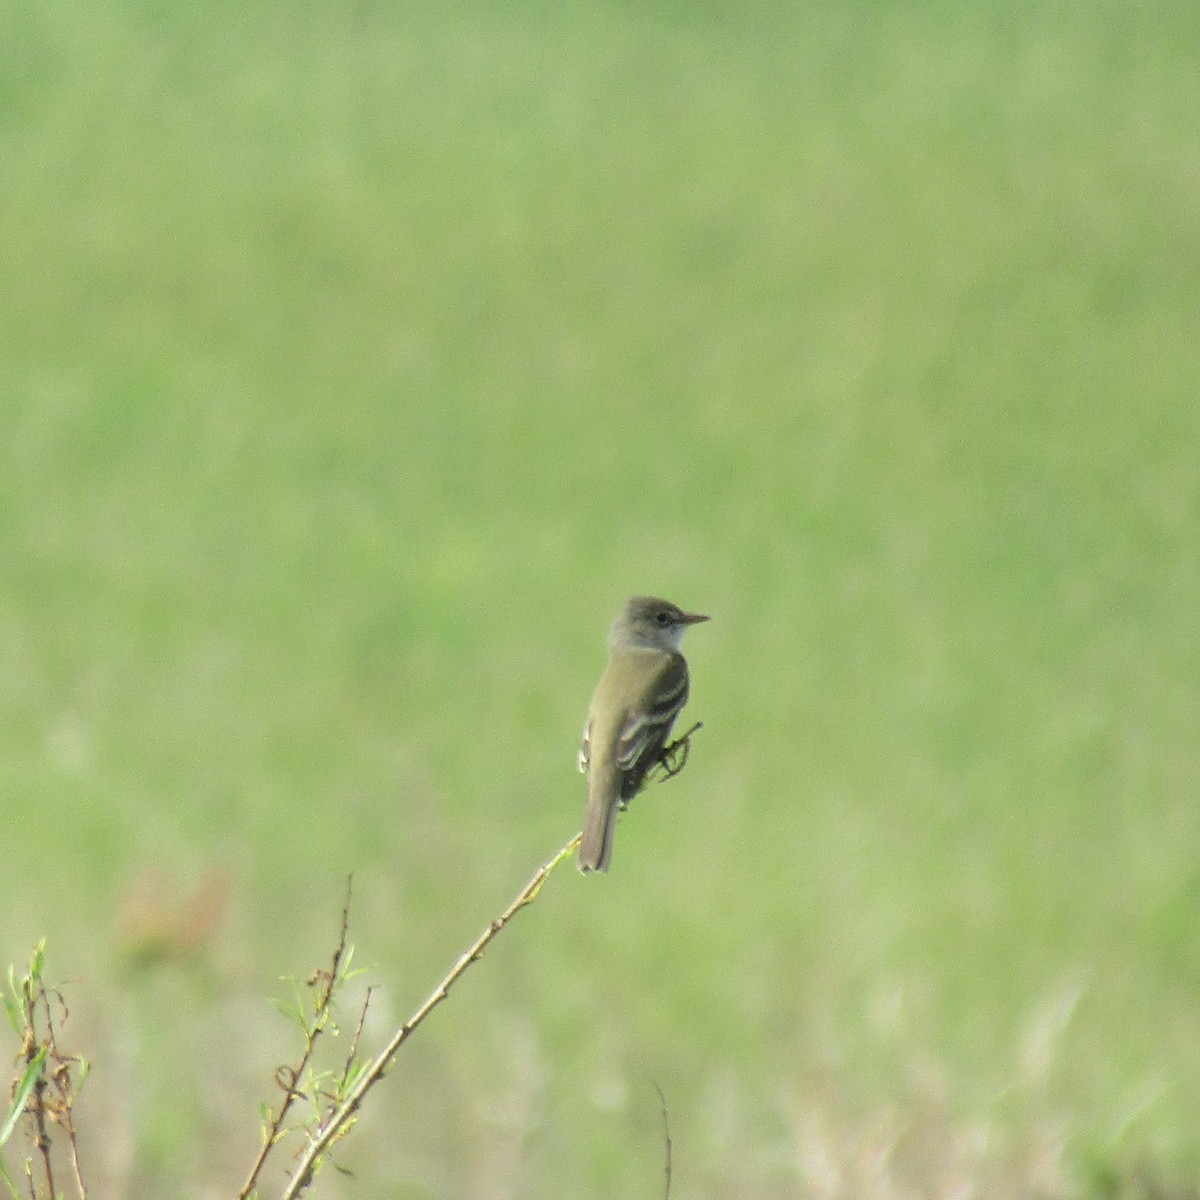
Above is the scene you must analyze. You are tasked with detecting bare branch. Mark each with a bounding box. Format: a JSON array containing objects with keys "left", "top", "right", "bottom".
[
  {"left": 276, "top": 833, "right": 582, "bottom": 1200},
  {"left": 238, "top": 878, "right": 355, "bottom": 1200},
  {"left": 653, "top": 1082, "right": 673, "bottom": 1200}
]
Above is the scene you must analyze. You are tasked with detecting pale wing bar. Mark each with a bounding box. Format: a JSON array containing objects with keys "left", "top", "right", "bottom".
[{"left": 614, "top": 662, "right": 689, "bottom": 798}]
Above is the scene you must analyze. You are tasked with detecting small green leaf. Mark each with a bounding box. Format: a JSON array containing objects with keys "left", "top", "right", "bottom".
[
  {"left": 0, "top": 1150, "right": 21, "bottom": 1200},
  {"left": 29, "top": 941, "right": 45, "bottom": 984},
  {"left": 336, "top": 944, "right": 356, "bottom": 978},
  {"left": 341, "top": 1059, "right": 369, "bottom": 1093},
  {"left": 0, "top": 1045, "right": 48, "bottom": 1147},
  {"left": 291, "top": 981, "right": 314, "bottom": 1026},
  {"left": 0, "top": 992, "right": 19, "bottom": 1037},
  {"left": 269, "top": 998, "right": 306, "bottom": 1030},
  {"left": 5, "top": 965, "right": 22, "bottom": 1025}
]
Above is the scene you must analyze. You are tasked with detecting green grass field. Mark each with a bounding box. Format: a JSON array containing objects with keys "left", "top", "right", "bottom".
[{"left": 3, "top": 0, "right": 1199, "bottom": 1195}]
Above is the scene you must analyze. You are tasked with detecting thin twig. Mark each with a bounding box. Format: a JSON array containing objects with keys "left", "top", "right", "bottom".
[
  {"left": 30, "top": 1076, "right": 53, "bottom": 1200},
  {"left": 42, "top": 985, "right": 88, "bottom": 1200},
  {"left": 337, "top": 987, "right": 375, "bottom": 1096},
  {"left": 653, "top": 1082, "right": 672, "bottom": 1200},
  {"left": 277, "top": 833, "right": 582, "bottom": 1200},
  {"left": 2, "top": 946, "right": 90, "bottom": 1200},
  {"left": 23, "top": 986, "right": 55, "bottom": 1200},
  {"left": 238, "top": 879, "right": 355, "bottom": 1200}
]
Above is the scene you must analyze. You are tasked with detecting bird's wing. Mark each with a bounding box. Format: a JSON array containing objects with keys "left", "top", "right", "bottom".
[{"left": 614, "top": 652, "right": 690, "bottom": 776}]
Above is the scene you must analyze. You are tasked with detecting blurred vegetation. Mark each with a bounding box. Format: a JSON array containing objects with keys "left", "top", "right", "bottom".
[{"left": 1, "top": 0, "right": 1198, "bottom": 1196}]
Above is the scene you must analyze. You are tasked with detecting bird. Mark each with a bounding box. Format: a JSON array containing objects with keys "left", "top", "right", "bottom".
[{"left": 578, "top": 596, "right": 709, "bottom": 872}]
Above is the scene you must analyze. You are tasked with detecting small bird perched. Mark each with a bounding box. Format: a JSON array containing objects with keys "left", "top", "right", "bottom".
[{"left": 578, "top": 596, "right": 709, "bottom": 872}]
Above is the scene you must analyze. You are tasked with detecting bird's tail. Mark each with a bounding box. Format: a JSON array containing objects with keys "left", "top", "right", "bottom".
[{"left": 578, "top": 768, "right": 619, "bottom": 873}]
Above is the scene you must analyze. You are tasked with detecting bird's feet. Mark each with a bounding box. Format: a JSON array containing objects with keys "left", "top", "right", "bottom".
[{"left": 651, "top": 721, "right": 703, "bottom": 783}]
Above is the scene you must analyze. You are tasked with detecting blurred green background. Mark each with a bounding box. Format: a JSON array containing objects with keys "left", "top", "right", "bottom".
[{"left": 2, "top": 0, "right": 1199, "bottom": 1195}]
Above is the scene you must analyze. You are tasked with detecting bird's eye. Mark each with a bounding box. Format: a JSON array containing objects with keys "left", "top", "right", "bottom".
[{"left": 656, "top": 610, "right": 670, "bottom": 625}]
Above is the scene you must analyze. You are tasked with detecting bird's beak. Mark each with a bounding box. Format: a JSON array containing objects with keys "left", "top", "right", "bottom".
[{"left": 681, "top": 611, "right": 711, "bottom": 625}]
